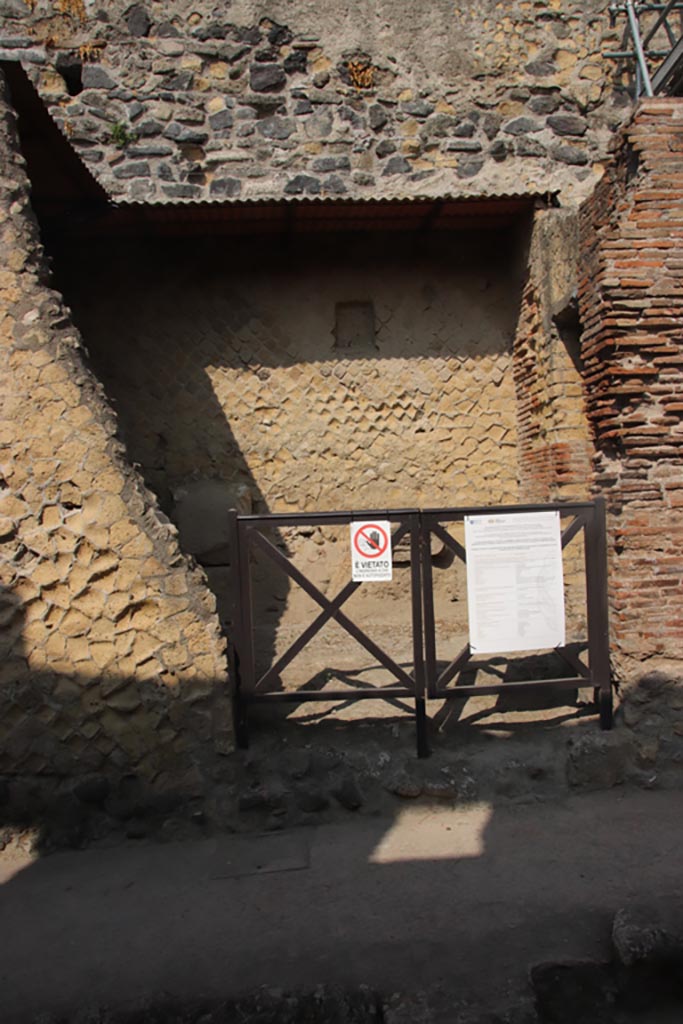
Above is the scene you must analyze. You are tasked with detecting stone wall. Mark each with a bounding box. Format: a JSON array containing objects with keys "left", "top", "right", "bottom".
[
  {"left": 49, "top": 228, "right": 527, "bottom": 636},
  {"left": 50, "top": 215, "right": 594, "bottom": 649},
  {"left": 0, "top": 67, "right": 230, "bottom": 824},
  {"left": 56, "top": 233, "right": 522, "bottom": 515},
  {"left": 0, "top": 0, "right": 629, "bottom": 205},
  {"left": 579, "top": 100, "right": 683, "bottom": 777}
]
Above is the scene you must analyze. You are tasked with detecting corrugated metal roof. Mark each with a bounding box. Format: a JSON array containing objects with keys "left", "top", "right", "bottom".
[
  {"left": 92, "top": 191, "right": 551, "bottom": 238},
  {"left": 115, "top": 188, "right": 556, "bottom": 209}
]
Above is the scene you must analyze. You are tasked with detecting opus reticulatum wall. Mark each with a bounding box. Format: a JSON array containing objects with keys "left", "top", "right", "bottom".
[{"left": 0, "top": 68, "right": 230, "bottom": 824}]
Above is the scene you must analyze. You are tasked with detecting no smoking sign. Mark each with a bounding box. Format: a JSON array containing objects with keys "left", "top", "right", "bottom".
[{"left": 350, "top": 520, "right": 393, "bottom": 581}]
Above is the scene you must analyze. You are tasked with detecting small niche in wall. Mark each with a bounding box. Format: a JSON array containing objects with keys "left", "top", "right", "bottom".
[
  {"left": 333, "top": 301, "right": 377, "bottom": 352},
  {"left": 56, "top": 56, "right": 83, "bottom": 97}
]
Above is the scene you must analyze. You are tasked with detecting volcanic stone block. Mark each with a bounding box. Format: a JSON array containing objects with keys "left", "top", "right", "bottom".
[{"left": 249, "top": 63, "right": 286, "bottom": 93}]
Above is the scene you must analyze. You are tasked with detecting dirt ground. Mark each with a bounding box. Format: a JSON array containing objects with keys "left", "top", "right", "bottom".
[{"left": 1, "top": 788, "right": 682, "bottom": 1023}]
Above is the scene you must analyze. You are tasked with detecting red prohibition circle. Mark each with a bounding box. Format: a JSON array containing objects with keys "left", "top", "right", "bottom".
[{"left": 353, "top": 523, "right": 389, "bottom": 559}]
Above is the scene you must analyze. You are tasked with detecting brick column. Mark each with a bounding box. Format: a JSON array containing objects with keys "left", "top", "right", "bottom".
[
  {"left": 514, "top": 207, "right": 594, "bottom": 501},
  {"left": 580, "top": 101, "right": 683, "bottom": 676}
]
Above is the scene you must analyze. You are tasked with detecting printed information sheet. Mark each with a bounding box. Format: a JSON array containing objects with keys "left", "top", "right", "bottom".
[{"left": 464, "top": 511, "right": 566, "bottom": 655}]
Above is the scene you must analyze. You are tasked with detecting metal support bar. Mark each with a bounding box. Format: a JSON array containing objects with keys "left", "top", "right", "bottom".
[
  {"left": 421, "top": 516, "right": 437, "bottom": 698},
  {"left": 605, "top": 48, "right": 673, "bottom": 56},
  {"left": 641, "top": 0, "right": 680, "bottom": 47},
  {"left": 436, "top": 643, "right": 473, "bottom": 692},
  {"left": 561, "top": 513, "right": 586, "bottom": 550},
  {"left": 227, "top": 509, "right": 249, "bottom": 748},
  {"left": 626, "top": 0, "right": 654, "bottom": 94},
  {"left": 556, "top": 643, "right": 590, "bottom": 680},
  {"left": 431, "top": 521, "right": 466, "bottom": 562},
  {"left": 249, "top": 525, "right": 417, "bottom": 689},
  {"left": 432, "top": 676, "right": 588, "bottom": 700},
  {"left": 651, "top": 33, "right": 683, "bottom": 89},
  {"left": 410, "top": 513, "right": 429, "bottom": 757},
  {"left": 608, "top": 0, "right": 683, "bottom": 96},
  {"left": 585, "top": 497, "right": 612, "bottom": 729}
]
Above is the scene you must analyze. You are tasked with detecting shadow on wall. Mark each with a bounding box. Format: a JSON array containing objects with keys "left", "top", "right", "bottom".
[
  {"left": 0, "top": 583, "right": 227, "bottom": 852},
  {"left": 0, "top": 566, "right": 604, "bottom": 858},
  {"left": 50, "top": 226, "right": 528, "bottom": 703}
]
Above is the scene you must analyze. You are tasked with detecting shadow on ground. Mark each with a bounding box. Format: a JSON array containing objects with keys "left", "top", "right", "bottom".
[{"left": 2, "top": 787, "right": 683, "bottom": 1023}]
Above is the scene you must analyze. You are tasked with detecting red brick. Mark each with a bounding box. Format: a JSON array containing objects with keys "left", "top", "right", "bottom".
[{"left": 579, "top": 102, "right": 683, "bottom": 659}]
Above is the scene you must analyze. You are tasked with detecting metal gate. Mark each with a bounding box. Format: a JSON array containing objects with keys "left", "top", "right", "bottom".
[{"left": 227, "top": 499, "right": 611, "bottom": 757}]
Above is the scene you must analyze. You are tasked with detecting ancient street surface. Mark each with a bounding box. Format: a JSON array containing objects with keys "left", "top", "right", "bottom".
[{"left": 1, "top": 788, "right": 681, "bottom": 1022}]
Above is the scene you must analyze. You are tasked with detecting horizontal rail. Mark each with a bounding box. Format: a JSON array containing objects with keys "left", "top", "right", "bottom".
[
  {"left": 236, "top": 508, "right": 419, "bottom": 526},
  {"left": 422, "top": 501, "right": 596, "bottom": 520},
  {"left": 237, "top": 501, "right": 595, "bottom": 527},
  {"left": 431, "top": 677, "right": 587, "bottom": 700},
  {"left": 610, "top": 2, "right": 683, "bottom": 8},
  {"left": 605, "top": 48, "right": 672, "bottom": 56}
]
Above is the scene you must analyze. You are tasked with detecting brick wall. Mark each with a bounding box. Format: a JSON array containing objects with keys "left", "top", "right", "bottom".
[
  {"left": 579, "top": 100, "right": 683, "bottom": 676},
  {"left": 514, "top": 208, "right": 594, "bottom": 502}
]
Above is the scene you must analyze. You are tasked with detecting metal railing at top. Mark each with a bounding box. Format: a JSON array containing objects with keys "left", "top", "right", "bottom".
[{"left": 608, "top": 1, "right": 683, "bottom": 96}]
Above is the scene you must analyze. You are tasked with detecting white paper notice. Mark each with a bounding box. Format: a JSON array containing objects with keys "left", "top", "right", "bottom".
[{"left": 464, "top": 511, "right": 565, "bottom": 655}]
